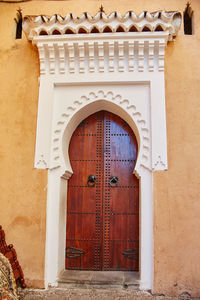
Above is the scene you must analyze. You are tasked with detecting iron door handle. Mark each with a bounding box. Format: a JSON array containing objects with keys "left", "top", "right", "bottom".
[
  {"left": 109, "top": 175, "right": 118, "bottom": 187},
  {"left": 87, "top": 175, "right": 97, "bottom": 187}
]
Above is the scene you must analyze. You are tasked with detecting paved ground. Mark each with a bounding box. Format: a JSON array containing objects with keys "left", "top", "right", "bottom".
[{"left": 18, "top": 288, "right": 200, "bottom": 300}]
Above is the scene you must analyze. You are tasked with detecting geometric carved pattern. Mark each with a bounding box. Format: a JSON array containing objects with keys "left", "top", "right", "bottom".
[
  {"left": 23, "top": 11, "right": 182, "bottom": 76},
  {"left": 35, "top": 37, "right": 169, "bottom": 75},
  {"left": 23, "top": 10, "right": 181, "bottom": 41},
  {"left": 152, "top": 155, "right": 166, "bottom": 170},
  {"left": 50, "top": 90, "right": 151, "bottom": 175}
]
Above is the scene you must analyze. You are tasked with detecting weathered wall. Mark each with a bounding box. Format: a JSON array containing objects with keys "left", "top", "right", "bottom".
[
  {"left": 0, "top": 0, "right": 200, "bottom": 296},
  {"left": 154, "top": 2, "right": 200, "bottom": 296},
  {"left": 0, "top": 5, "right": 47, "bottom": 288}
]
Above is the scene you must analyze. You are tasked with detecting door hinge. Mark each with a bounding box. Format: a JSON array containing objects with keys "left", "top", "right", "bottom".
[
  {"left": 122, "top": 248, "right": 139, "bottom": 260},
  {"left": 66, "top": 247, "right": 85, "bottom": 258}
]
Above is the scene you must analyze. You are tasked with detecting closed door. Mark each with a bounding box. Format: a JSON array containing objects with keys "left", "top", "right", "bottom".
[{"left": 65, "top": 111, "right": 139, "bottom": 271}]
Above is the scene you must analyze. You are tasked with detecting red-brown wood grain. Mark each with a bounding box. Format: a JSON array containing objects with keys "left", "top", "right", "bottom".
[{"left": 65, "top": 111, "right": 139, "bottom": 271}]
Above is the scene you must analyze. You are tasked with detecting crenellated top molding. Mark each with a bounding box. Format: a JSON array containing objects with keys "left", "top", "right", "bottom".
[
  {"left": 23, "top": 10, "right": 181, "bottom": 41},
  {"left": 23, "top": 10, "right": 181, "bottom": 76}
]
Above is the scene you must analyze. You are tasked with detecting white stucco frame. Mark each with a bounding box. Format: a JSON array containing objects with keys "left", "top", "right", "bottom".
[
  {"left": 46, "top": 90, "right": 154, "bottom": 289},
  {"left": 27, "top": 29, "right": 175, "bottom": 290}
]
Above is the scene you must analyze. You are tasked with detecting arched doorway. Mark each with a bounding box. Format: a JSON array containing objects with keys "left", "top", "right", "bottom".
[{"left": 65, "top": 111, "right": 139, "bottom": 271}]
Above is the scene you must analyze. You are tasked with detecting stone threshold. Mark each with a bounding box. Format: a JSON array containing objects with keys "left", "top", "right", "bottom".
[{"left": 58, "top": 270, "right": 140, "bottom": 289}]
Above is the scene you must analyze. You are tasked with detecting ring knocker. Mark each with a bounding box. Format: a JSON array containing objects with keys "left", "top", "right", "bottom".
[
  {"left": 109, "top": 175, "right": 118, "bottom": 187},
  {"left": 87, "top": 175, "right": 97, "bottom": 187}
]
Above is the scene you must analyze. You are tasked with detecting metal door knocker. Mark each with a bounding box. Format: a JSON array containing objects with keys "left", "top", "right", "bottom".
[
  {"left": 109, "top": 175, "right": 118, "bottom": 187},
  {"left": 87, "top": 175, "right": 97, "bottom": 187}
]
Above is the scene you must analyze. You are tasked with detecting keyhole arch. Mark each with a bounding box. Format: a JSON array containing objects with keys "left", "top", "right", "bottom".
[
  {"left": 60, "top": 98, "right": 147, "bottom": 180},
  {"left": 66, "top": 110, "right": 139, "bottom": 271}
]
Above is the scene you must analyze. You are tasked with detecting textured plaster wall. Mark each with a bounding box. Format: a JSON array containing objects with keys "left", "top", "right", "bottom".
[
  {"left": 0, "top": 5, "right": 46, "bottom": 288},
  {"left": 0, "top": 0, "right": 200, "bottom": 296},
  {"left": 154, "top": 4, "right": 200, "bottom": 296}
]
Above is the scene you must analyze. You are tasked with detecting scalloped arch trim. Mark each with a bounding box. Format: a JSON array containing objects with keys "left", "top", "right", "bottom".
[{"left": 50, "top": 90, "right": 151, "bottom": 176}]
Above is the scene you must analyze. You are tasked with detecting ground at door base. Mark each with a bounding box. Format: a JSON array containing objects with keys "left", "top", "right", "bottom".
[{"left": 18, "top": 287, "right": 200, "bottom": 300}]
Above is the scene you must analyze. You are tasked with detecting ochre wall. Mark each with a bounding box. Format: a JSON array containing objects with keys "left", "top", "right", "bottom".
[{"left": 0, "top": 0, "right": 200, "bottom": 296}]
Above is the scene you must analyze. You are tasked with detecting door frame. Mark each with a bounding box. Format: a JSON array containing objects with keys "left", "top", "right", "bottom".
[
  {"left": 44, "top": 89, "right": 154, "bottom": 290},
  {"left": 23, "top": 12, "right": 182, "bottom": 289}
]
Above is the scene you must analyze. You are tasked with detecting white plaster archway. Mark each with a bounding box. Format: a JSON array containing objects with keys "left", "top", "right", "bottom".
[
  {"left": 23, "top": 8, "right": 181, "bottom": 291},
  {"left": 51, "top": 90, "right": 151, "bottom": 177},
  {"left": 45, "top": 89, "right": 152, "bottom": 290}
]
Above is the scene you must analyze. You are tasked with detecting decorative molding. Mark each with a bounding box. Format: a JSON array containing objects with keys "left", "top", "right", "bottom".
[
  {"left": 128, "top": 41, "right": 134, "bottom": 72},
  {"left": 88, "top": 42, "right": 95, "bottom": 72},
  {"left": 118, "top": 42, "right": 124, "bottom": 72},
  {"left": 98, "top": 42, "right": 104, "bottom": 73},
  {"left": 35, "top": 154, "right": 47, "bottom": 169},
  {"left": 138, "top": 41, "right": 144, "bottom": 72},
  {"left": 61, "top": 170, "right": 73, "bottom": 180},
  {"left": 30, "top": 33, "right": 170, "bottom": 75},
  {"left": 158, "top": 39, "right": 166, "bottom": 72},
  {"left": 37, "top": 43, "right": 46, "bottom": 75},
  {"left": 78, "top": 43, "right": 85, "bottom": 74},
  {"left": 48, "top": 43, "right": 56, "bottom": 74},
  {"left": 108, "top": 42, "right": 114, "bottom": 72},
  {"left": 152, "top": 155, "right": 166, "bottom": 170},
  {"left": 23, "top": 10, "right": 181, "bottom": 76},
  {"left": 148, "top": 41, "right": 154, "bottom": 72},
  {"left": 57, "top": 42, "right": 65, "bottom": 74},
  {"left": 23, "top": 10, "right": 181, "bottom": 41},
  {"left": 50, "top": 90, "right": 151, "bottom": 173},
  {"left": 24, "top": 9, "right": 179, "bottom": 291},
  {"left": 68, "top": 43, "right": 75, "bottom": 74}
]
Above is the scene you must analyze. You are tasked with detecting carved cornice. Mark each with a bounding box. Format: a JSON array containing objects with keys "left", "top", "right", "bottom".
[
  {"left": 23, "top": 10, "right": 181, "bottom": 41},
  {"left": 31, "top": 33, "right": 168, "bottom": 75},
  {"left": 23, "top": 10, "right": 181, "bottom": 76}
]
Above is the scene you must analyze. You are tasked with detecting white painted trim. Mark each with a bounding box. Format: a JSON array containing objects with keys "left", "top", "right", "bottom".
[
  {"left": 33, "top": 33, "right": 169, "bottom": 75},
  {"left": 44, "top": 93, "right": 154, "bottom": 290},
  {"left": 27, "top": 30, "right": 176, "bottom": 291}
]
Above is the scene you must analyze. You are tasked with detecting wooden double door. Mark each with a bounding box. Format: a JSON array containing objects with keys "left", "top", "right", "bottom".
[{"left": 66, "top": 111, "right": 139, "bottom": 271}]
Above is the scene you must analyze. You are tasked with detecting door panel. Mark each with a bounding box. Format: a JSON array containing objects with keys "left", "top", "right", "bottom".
[
  {"left": 110, "top": 188, "right": 139, "bottom": 212},
  {"left": 109, "top": 240, "right": 139, "bottom": 271},
  {"left": 67, "top": 187, "right": 97, "bottom": 213},
  {"left": 109, "top": 162, "right": 136, "bottom": 186},
  {"left": 66, "top": 214, "right": 96, "bottom": 239},
  {"left": 66, "top": 111, "right": 139, "bottom": 271},
  {"left": 66, "top": 240, "right": 96, "bottom": 270},
  {"left": 69, "top": 136, "right": 97, "bottom": 161},
  {"left": 110, "top": 215, "right": 139, "bottom": 239},
  {"left": 66, "top": 112, "right": 103, "bottom": 270},
  {"left": 68, "top": 161, "right": 97, "bottom": 185}
]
